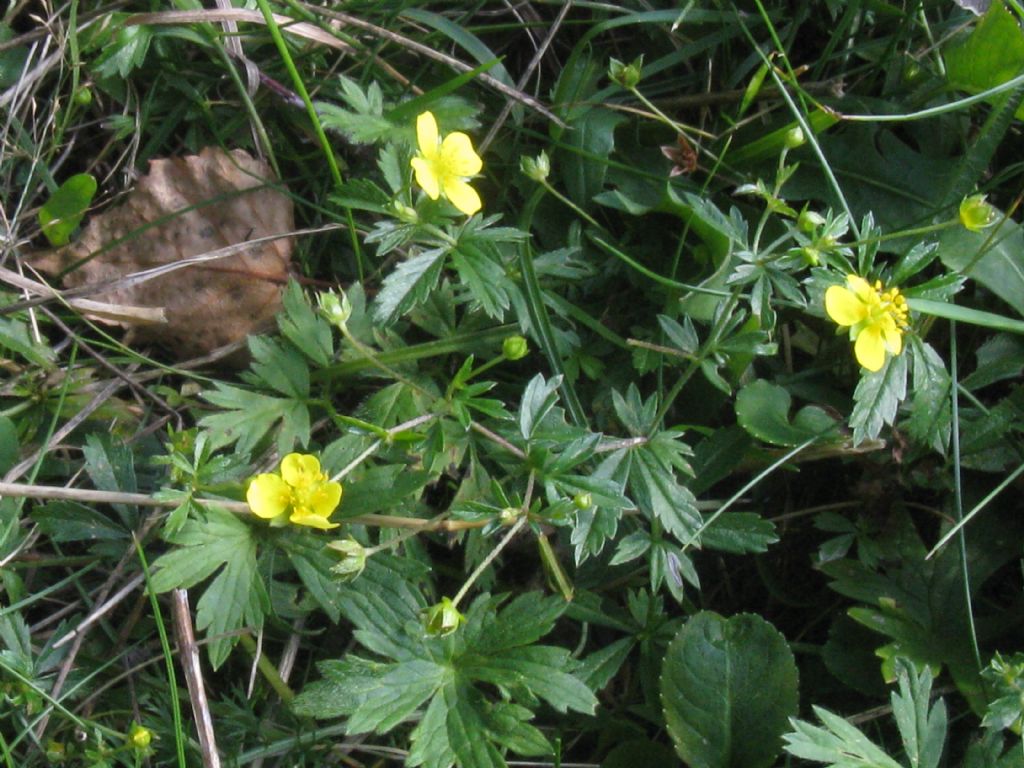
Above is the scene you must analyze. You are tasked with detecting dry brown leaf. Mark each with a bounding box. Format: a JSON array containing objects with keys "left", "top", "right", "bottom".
[{"left": 35, "top": 147, "right": 293, "bottom": 360}]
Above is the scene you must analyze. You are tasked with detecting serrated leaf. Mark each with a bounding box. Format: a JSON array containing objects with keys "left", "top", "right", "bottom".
[
  {"left": 408, "top": 693, "right": 455, "bottom": 768},
  {"left": 31, "top": 502, "right": 127, "bottom": 543},
  {"left": 278, "top": 280, "right": 333, "bottom": 366},
  {"left": 784, "top": 705, "right": 904, "bottom": 767},
  {"left": 248, "top": 335, "right": 310, "bottom": 398},
  {"left": 339, "top": 465, "right": 432, "bottom": 519},
  {"left": 200, "top": 384, "right": 310, "bottom": 456},
  {"left": 700, "top": 512, "right": 778, "bottom": 554},
  {"left": 891, "top": 659, "right": 947, "bottom": 768},
  {"left": 373, "top": 248, "right": 447, "bottom": 324},
  {"left": 850, "top": 352, "right": 908, "bottom": 445},
  {"left": 149, "top": 507, "right": 259, "bottom": 669},
  {"left": 906, "top": 338, "right": 951, "bottom": 453},
  {"left": 577, "top": 636, "right": 635, "bottom": 690},
  {"left": 450, "top": 242, "right": 510, "bottom": 320},
  {"left": 519, "top": 374, "right": 562, "bottom": 441},
  {"left": 630, "top": 442, "right": 701, "bottom": 545},
  {"left": 736, "top": 380, "right": 838, "bottom": 447},
  {"left": 445, "top": 683, "right": 506, "bottom": 768},
  {"left": 661, "top": 611, "right": 798, "bottom": 768}
]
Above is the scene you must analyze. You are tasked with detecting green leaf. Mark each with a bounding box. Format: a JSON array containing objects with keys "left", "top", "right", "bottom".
[
  {"left": 408, "top": 694, "right": 455, "bottom": 768},
  {"left": 31, "top": 502, "right": 126, "bottom": 543},
  {"left": 278, "top": 280, "right": 334, "bottom": 366},
  {"left": 784, "top": 706, "right": 904, "bottom": 767},
  {"left": 945, "top": 0, "right": 1024, "bottom": 120},
  {"left": 736, "top": 380, "right": 838, "bottom": 447},
  {"left": 660, "top": 611, "right": 798, "bottom": 768},
  {"left": 0, "top": 417, "right": 17, "bottom": 475},
  {"left": 700, "top": 512, "right": 778, "bottom": 554},
  {"left": 906, "top": 338, "right": 951, "bottom": 453},
  {"left": 576, "top": 636, "right": 635, "bottom": 690},
  {"left": 518, "top": 374, "right": 563, "bottom": 441},
  {"left": 445, "top": 683, "right": 506, "bottom": 768},
  {"left": 0, "top": 24, "right": 29, "bottom": 89},
  {"left": 849, "top": 352, "right": 908, "bottom": 445},
  {"left": 247, "top": 335, "right": 310, "bottom": 399},
  {"left": 149, "top": 507, "right": 259, "bottom": 669},
  {"left": 630, "top": 435, "right": 701, "bottom": 545},
  {"left": 559, "top": 107, "right": 626, "bottom": 204},
  {"left": 373, "top": 248, "right": 447, "bottom": 324},
  {"left": 337, "top": 465, "right": 432, "bottom": 519},
  {"left": 200, "top": 384, "right": 309, "bottom": 456},
  {"left": 890, "top": 659, "right": 947, "bottom": 768},
  {"left": 450, "top": 243, "right": 510, "bottom": 320},
  {"left": 82, "top": 434, "right": 137, "bottom": 527},
  {"left": 461, "top": 645, "right": 596, "bottom": 714},
  {"left": 935, "top": 222, "right": 1024, "bottom": 314},
  {"left": 91, "top": 23, "right": 152, "bottom": 79},
  {"left": 38, "top": 173, "right": 96, "bottom": 247},
  {"left": 0, "top": 317, "right": 57, "bottom": 369}
]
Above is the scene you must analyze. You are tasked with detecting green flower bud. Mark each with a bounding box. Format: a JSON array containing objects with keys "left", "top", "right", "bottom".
[
  {"left": 572, "top": 492, "right": 592, "bottom": 510},
  {"left": 608, "top": 56, "right": 643, "bottom": 89},
  {"left": 423, "top": 597, "right": 465, "bottom": 637},
  {"left": 393, "top": 200, "right": 419, "bottom": 224},
  {"left": 318, "top": 290, "right": 351, "bottom": 329},
  {"left": 327, "top": 537, "right": 368, "bottom": 581},
  {"left": 499, "top": 506, "right": 521, "bottom": 525},
  {"left": 783, "top": 125, "right": 805, "bottom": 149},
  {"left": 800, "top": 246, "right": 821, "bottom": 266},
  {"left": 520, "top": 151, "right": 550, "bottom": 182},
  {"left": 797, "top": 209, "right": 825, "bottom": 232},
  {"left": 502, "top": 335, "right": 529, "bottom": 361},
  {"left": 128, "top": 723, "right": 153, "bottom": 750},
  {"left": 73, "top": 86, "right": 93, "bottom": 106},
  {"left": 959, "top": 193, "right": 997, "bottom": 233}
]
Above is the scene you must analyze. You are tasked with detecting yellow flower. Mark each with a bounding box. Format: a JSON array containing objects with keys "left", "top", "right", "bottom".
[
  {"left": 246, "top": 453, "right": 341, "bottom": 530},
  {"left": 410, "top": 111, "right": 482, "bottom": 216},
  {"left": 825, "top": 275, "right": 909, "bottom": 372}
]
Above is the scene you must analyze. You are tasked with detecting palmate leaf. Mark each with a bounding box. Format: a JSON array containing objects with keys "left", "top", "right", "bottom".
[
  {"left": 200, "top": 384, "right": 310, "bottom": 456},
  {"left": 293, "top": 574, "right": 596, "bottom": 768},
  {"left": 149, "top": 506, "right": 261, "bottom": 669}
]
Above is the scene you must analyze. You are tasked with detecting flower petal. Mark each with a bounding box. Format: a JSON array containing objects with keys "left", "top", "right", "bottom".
[
  {"left": 281, "top": 453, "right": 322, "bottom": 488},
  {"left": 411, "top": 156, "right": 441, "bottom": 199},
  {"left": 825, "top": 285, "right": 867, "bottom": 327},
  {"left": 289, "top": 508, "right": 340, "bottom": 530},
  {"left": 439, "top": 132, "right": 482, "bottom": 177},
  {"left": 310, "top": 481, "right": 342, "bottom": 518},
  {"left": 882, "top": 322, "right": 903, "bottom": 356},
  {"left": 442, "top": 179, "right": 482, "bottom": 216},
  {"left": 246, "top": 474, "right": 291, "bottom": 520},
  {"left": 416, "top": 111, "right": 439, "bottom": 157},
  {"left": 854, "top": 325, "right": 886, "bottom": 372},
  {"left": 846, "top": 275, "right": 873, "bottom": 301}
]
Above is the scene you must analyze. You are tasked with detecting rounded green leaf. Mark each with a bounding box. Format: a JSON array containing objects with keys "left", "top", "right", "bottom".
[
  {"left": 735, "top": 379, "right": 837, "bottom": 447},
  {"left": 660, "top": 611, "right": 798, "bottom": 768},
  {"left": 38, "top": 173, "right": 97, "bottom": 246}
]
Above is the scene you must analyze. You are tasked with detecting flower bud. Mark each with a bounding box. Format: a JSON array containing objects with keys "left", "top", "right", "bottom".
[
  {"left": 800, "top": 246, "right": 821, "bottom": 266},
  {"left": 783, "top": 125, "right": 805, "bottom": 149},
  {"left": 959, "top": 194, "right": 997, "bottom": 233},
  {"left": 318, "top": 290, "right": 352, "bottom": 329},
  {"left": 423, "top": 597, "right": 465, "bottom": 637},
  {"left": 572, "top": 492, "right": 592, "bottom": 510},
  {"left": 609, "top": 56, "right": 643, "bottom": 89},
  {"left": 520, "top": 151, "right": 550, "bottom": 182},
  {"left": 797, "top": 209, "right": 825, "bottom": 232},
  {"left": 393, "top": 200, "right": 419, "bottom": 224},
  {"left": 499, "top": 506, "right": 521, "bottom": 525},
  {"left": 502, "top": 335, "right": 529, "bottom": 361},
  {"left": 128, "top": 723, "right": 153, "bottom": 750},
  {"left": 327, "top": 538, "right": 368, "bottom": 581}
]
